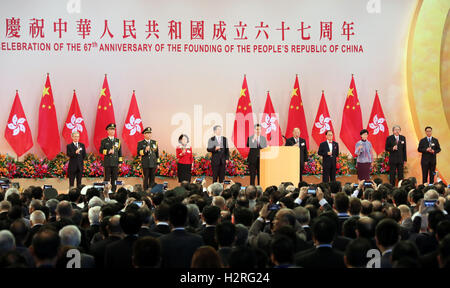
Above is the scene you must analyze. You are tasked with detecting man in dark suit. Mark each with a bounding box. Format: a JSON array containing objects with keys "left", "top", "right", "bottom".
[
  {"left": 246, "top": 124, "right": 267, "bottom": 186},
  {"left": 159, "top": 203, "right": 204, "bottom": 268},
  {"left": 318, "top": 130, "right": 339, "bottom": 183},
  {"left": 294, "top": 216, "right": 345, "bottom": 268},
  {"left": 89, "top": 215, "right": 122, "bottom": 268},
  {"left": 151, "top": 204, "right": 171, "bottom": 235},
  {"left": 385, "top": 125, "right": 407, "bottom": 186},
  {"left": 104, "top": 211, "right": 141, "bottom": 268},
  {"left": 197, "top": 205, "right": 221, "bottom": 250},
  {"left": 137, "top": 127, "right": 160, "bottom": 190},
  {"left": 99, "top": 123, "right": 123, "bottom": 191},
  {"left": 375, "top": 218, "right": 400, "bottom": 268},
  {"left": 417, "top": 126, "right": 441, "bottom": 184},
  {"left": 285, "top": 127, "right": 308, "bottom": 182},
  {"left": 137, "top": 207, "right": 162, "bottom": 238},
  {"left": 66, "top": 132, "right": 86, "bottom": 188},
  {"left": 207, "top": 125, "right": 229, "bottom": 183}
]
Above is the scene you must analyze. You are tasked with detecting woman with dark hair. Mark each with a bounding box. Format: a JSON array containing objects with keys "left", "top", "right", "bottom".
[
  {"left": 355, "top": 129, "right": 375, "bottom": 181},
  {"left": 176, "top": 134, "right": 193, "bottom": 182}
]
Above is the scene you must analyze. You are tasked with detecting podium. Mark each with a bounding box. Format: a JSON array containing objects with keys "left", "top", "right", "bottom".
[{"left": 259, "top": 146, "right": 300, "bottom": 189}]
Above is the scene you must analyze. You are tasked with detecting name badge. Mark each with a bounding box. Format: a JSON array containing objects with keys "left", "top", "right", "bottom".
[
  {"left": 401, "top": 141, "right": 404, "bottom": 144},
  {"left": 301, "top": 143, "right": 305, "bottom": 146},
  {"left": 114, "top": 142, "right": 119, "bottom": 147},
  {"left": 431, "top": 143, "right": 435, "bottom": 146},
  {"left": 153, "top": 144, "right": 157, "bottom": 149}
]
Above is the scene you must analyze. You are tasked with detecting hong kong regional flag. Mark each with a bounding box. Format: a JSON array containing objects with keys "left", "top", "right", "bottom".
[
  {"left": 261, "top": 91, "right": 283, "bottom": 146},
  {"left": 37, "top": 74, "right": 61, "bottom": 159},
  {"left": 232, "top": 75, "right": 254, "bottom": 158},
  {"left": 4, "top": 91, "right": 33, "bottom": 157},
  {"left": 285, "top": 75, "right": 309, "bottom": 149},
  {"left": 340, "top": 75, "right": 363, "bottom": 156},
  {"left": 122, "top": 91, "right": 144, "bottom": 156},
  {"left": 62, "top": 90, "right": 89, "bottom": 147},
  {"left": 312, "top": 90, "right": 335, "bottom": 146},
  {"left": 94, "top": 75, "right": 116, "bottom": 152},
  {"left": 367, "top": 91, "right": 389, "bottom": 155}
]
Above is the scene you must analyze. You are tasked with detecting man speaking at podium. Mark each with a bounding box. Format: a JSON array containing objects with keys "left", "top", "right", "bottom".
[{"left": 285, "top": 128, "right": 308, "bottom": 182}]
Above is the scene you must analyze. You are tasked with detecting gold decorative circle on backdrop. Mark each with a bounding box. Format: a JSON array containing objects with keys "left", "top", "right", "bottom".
[{"left": 407, "top": 0, "right": 450, "bottom": 182}]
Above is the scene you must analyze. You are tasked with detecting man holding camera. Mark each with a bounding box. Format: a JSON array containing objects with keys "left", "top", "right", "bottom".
[
  {"left": 137, "top": 127, "right": 160, "bottom": 191},
  {"left": 99, "top": 123, "right": 122, "bottom": 191},
  {"left": 418, "top": 126, "right": 441, "bottom": 184},
  {"left": 67, "top": 131, "right": 86, "bottom": 188}
]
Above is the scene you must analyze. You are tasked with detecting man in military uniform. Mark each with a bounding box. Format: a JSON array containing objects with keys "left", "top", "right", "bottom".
[
  {"left": 99, "top": 123, "right": 123, "bottom": 191},
  {"left": 137, "top": 127, "right": 159, "bottom": 191}
]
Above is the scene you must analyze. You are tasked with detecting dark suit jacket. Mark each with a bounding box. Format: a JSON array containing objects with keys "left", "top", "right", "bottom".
[
  {"left": 294, "top": 246, "right": 345, "bottom": 268},
  {"left": 89, "top": 235, "right": 121, "bottom": 268},
  {"left": 159, "top": 229, "right": 204, "bottom": 268},
  {"left": 104, "top": 235, "right": 138, "bottom": 268},
  {"left": 246, "top": 135, "right": 267, "bottom": 164},
  {"left": 418, "top": 137, "right": 441, "bottom": 164},
  {"left": 285, "top": 137, "right": 308, "bottom": 164},
  {"left": 318, "top": 141, "right": 339, "bottom": 166},
  {"left": 151, "top": 223, "right": 171, "bottom": 235},
  {"left": 385, "top": 135, "right": 407, "bottom": 163},
  {"left": 24, "top": 224, "right": 43, "bottom": 247},
  {"left": 138, "top": 226, "right": 162, "bottom": 238},
  {"left": 207, "top": 136, "right": 229, "bottom": 166},
  {"left": 66, "top": 142, "right": 86, "bottom": 172},
  {"left": 99, "top": 137, "right": 123, "bottom": 167},
  {"left": 198, "top": 225, "right": 218, "bottom": 250}
]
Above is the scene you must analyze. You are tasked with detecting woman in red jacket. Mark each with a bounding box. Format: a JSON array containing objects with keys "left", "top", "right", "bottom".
[{"left": 176, "top": 134, "right": 194, "bottom": 183}]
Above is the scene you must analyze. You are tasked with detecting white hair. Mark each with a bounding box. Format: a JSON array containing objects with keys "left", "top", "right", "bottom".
[
  {"left": 208, "top": 183, "right": 223, "bottom": 196},
  {"left": 59, "top": 225, "right": 81, "bottom": 247},
  {"left": 0, "top": 230, "right": 15, "bottom": 254},
  {"left": 30, "top": 210, "right": 46, "bottom": 224},
  {"left": 88, "top": 196, "right": 104, "bottom": 209},
  {"left": 5, "top": 188, "right": 19, "bottom": 199},
  {"left": 88, "top": 206, "right": 101, "bottom": 225},
  {"left": 424, "top": 190, "right": 439, "bottom": 200}
]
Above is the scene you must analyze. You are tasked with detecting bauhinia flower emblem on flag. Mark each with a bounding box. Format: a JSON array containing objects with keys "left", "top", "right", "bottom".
[
  {"left": 125, "top": 115, "right": 142, "bottom": 136},
  {"left": 368, "top": 114, "right": 385, "bottom": 135},
  {"left": 66, "top": 114, "right": 84, "bottom": 133},
  {"left": 261, "top": 115, "right": 277, "bottom": 134},
  {"left": 315, "top": 114, "right": 331, "bottom": 134},
  {"left": 7, "top": 115, "right": 26, "bottom": 136}
]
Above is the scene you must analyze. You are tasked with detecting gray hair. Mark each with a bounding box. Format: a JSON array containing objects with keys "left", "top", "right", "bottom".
[
  {"left": 424, "top": 190, "right": 439, "bottom": 200},
  {"left": 208, "top": 183, "right": 223, "bottom": 196},
  {"left": 5, "top": 188, "right": 19, "bottom": 199},
  {"left": 71, "top": 131, "right": 80, "bottom": 136},
  {"left": 0, "top": 200, "right": 11, "bottom": 211},
  {"left": 45, "top": 199, "right": 59, "bottom": 215},
  {"left": 29, "top": 199, "right": 43, "bottom": 210},
  {"left": 212, "top": 196, "right": 226, "bottom": 209},
  {"left": 30, "top": 210, "right": 46, "bottom": 224},
  {"left": 88, "top": 196, "right": 104, "bottom": 209},
  {"left": 392, "top": 125, "right": 401, "bottom": 131},
  {"left": 88, "top": 206, "right": 101, "bottom": 225},
  {"left": 293, "top": 206, "right": 310, "bottom": 225},
  {"left": 0, "top": 230, "right": 15, "bottom": 254},
  {"left": 59, "top": 225, "right": 81, "bottom": 247}
]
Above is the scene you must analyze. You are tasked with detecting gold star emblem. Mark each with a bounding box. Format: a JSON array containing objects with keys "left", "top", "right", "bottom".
[
  {"left": 352, "top": 106, "right": 355, "bottom": 110},
  {"left": 290, "top": 105, "right": 294, "bottom": 109},
  {"left": 104, "top": 107, "right": 107, "bottom": 110},
  {"left": 238, "top": 105, "right": 241, "bottom": 109},
  {"left": 42, "top": 86, "right": 50, "bottom": 97},
  {"left": 42, "top": 104, "right": 46, "bottom": 108},
  {"left": 347, "top": 88, "right": 354, "bottom": 97},
  {"left": 291, "top": 88, "right": 298, "bottom": 97},
  {"left": 98, "top": 105, "right": 101, "bottom": 109},
  {"left": 346, "top": 105, "right": 350, "bottom": 109},
  {"left": 243, "top": 107, "right": 247, "bottom": 111},
  {"left": 240, "top": 88, "right": 246, "bottom": 97},
  {"left": 100, "top": 88, "right": 106, "bottom": 97},
  {"left": 296, "top": 106, "right": 299, "bottom": 110}
]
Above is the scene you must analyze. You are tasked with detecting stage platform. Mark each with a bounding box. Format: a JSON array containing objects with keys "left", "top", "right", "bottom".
[{"left": 12, "top": 175, "right": 390, "bottom": 194}]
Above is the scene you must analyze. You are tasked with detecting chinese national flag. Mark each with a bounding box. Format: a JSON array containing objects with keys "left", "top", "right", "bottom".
[
  {"left": 312, "top": 91, "right": 335, "bottom": 146},
  {"left": 285, "top": 75, "right": 309, "bottom": 149},
  {"left": 232, "top": 75, "right": 254, "bottom": 158},
  {"left": 94, "top": 75, "right": 116, "bottom": 152},
  {"left": 340, "top": 75, "right": 363, "bottom": 156},
  {"left": 260, "top": 91, "right": 283, "bottom": 146},
  {"left": 4, "top": 91, "right": 33, "bottom": 157},
  {"left": 122, "top": 91, "right": 144, "bottom": 156},
  {"left": 367, "top": 91, "right": 389, "bottom": 155},
  {"left": 62, "top": 90, "right": 89, "bottom": 147},
  {"left": 37, "top": 74, "right": 61, "bottom": 159}
]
